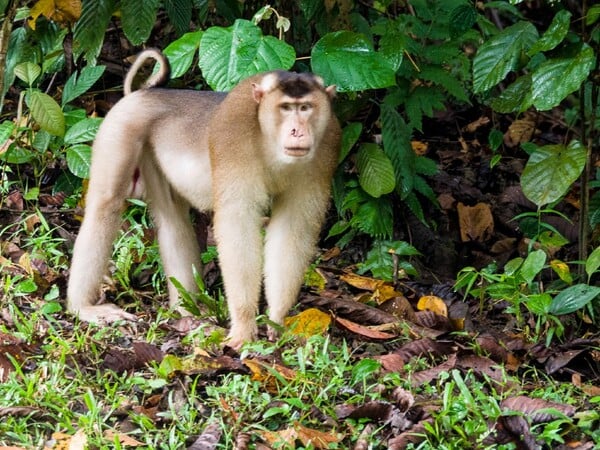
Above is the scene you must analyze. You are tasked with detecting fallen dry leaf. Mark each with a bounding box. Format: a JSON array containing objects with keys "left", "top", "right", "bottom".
[
  {"left": 243, "top": 358, "right": 297, "bottom": 393},
  {"left": 457, "top": 202, "right": 494, "bottom": 242},
  {"left": 259, "top": 422, "right": 341, "bottom": 449},
  {"left": 501, "top": 395, "right": 576, "bottom": 422},
  {"left": 410, "top": 353, "right": 457, "bottom": 387},
  {"left": 335, "top": 317, "right": 397, "bottom": 340},
  {"left": 504, "top": 118, "right": 536, "bottom": 147},
  {"left": 285, "top": 308, "right": 331, "bottom": 337},
  {"left": 416, "top": 296, "right": 448, "bottom": 317},
  {"left": 103, "top": 430, "right": 144, "bottom": 447}
]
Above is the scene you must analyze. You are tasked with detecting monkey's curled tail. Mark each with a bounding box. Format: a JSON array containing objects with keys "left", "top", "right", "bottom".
[{"left": 123, "top": 48, "right": 170, "bottom": 96}]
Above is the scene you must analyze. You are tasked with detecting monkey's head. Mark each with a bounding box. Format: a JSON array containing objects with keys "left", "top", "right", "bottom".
[{"left": 252, "top": 71, "right": 337, "bottom": 164}]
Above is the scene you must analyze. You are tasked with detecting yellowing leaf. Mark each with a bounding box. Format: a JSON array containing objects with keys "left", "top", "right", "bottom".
[
  {"left": 550, "top": 259, "right": 573, "bottom": 284},
  {"left": 417, "top": 296, "right": 448, "bottom": 317},
  {"left": 284, "top": 308, "right": 331, "bottom": 337},
  {"left": 340, "top": 272, "right": 386, "bottom": 291},
  {"left": 372, "top": 285, "right": 403, "bottom": 304},
  {"left": 243, "top": 358, "right": 297, "bottom": 393},
  {"left": 28, "top": 0, "right": 81, "bottom": 29},
  {"left": 304, "top": 267, "right": 326, "bottom": 290}
]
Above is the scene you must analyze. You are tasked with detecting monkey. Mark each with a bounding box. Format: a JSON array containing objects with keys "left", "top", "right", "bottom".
[{"left": 66, "top": 48, "right": 341, "bottom": 348}]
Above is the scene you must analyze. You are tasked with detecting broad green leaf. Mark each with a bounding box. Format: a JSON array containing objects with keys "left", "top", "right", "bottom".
[
  {"left": 473, "top": 21, "right": 538, "bottom": 93},
  {"left": 526, "top": 293, "right": 552, "bottom": 315},
  {"left": 378, "top": 23, "right": 404, "bottom": 71},
  {"left": 531, "top": 44, "right": 596, "bottom": 111},
  {"left": 14, "top": 62, "right": 41, "bottom": 85},
  {"left": 311, "top": 31, "right": 396, "bottom": 92},
  {"left": 585, "top": 5, "right": 600, "bottom": 26},
  {"left": 0, "top": 121, "right": 15, "bottom": 145},
  {"left": 3, "top": 27, "right": 28, "bottom": 96},
  {"left": 585, "top": 246, "right": 600, "bottom": 278},
  {"left": 488, "top": 129, "right": 503, "bottom": 151},
  {"left": 340, "top": 122, "right": 362, "bottom": 162},
  {"left": 62, "top": 66, "right": 105, "bottom": 106},
  {"left": 520, "top": 249, "right": 546, "bottom": 285},
  {"left": 521, "top": 141, "right": 586, "bottom": 206},
  {"left": 505, "top": 257, "right": 524, "bottom": 277},
  {"left": 549, "top": 283, "right": 600, "bottom": 315},
  {"left": 26, "top": 90, "right": 65, "bottom": 137},
  {"left": 199, "top": 19, "right": 295, "bottom": 91},
  {"left": 489, "top": 74, "right": 533, "bottom": 113},
  {"left": 164, "top": 31, "right": 203, "bottom": 78},
  {"left": 121, "top": 0, "right": 159, "bottom": 45},
  {"left": 449, "top": 4, "right": 478, "bottom": 38},
  {"left": 64, "top": 118, "right": 103, "bottom": 145},
  {"left": 66, "top": 144, "right": 92, "bottom": 178},
  {"left": 528, "top": 10, "right": 571, "bottom": 56},
  {"left": 73, "top": 0, "right": 117, "bottom": 64},
  {"left": 0, "top": 144, "right": 34, "bottom": 164},
  {"left": 357, "top": 143, "right": 396, "bottom": 198}
]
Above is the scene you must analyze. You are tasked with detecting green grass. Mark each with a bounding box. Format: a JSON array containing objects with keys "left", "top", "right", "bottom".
[{"left": 0, "top": 211, "right": 598, "bottom": 449}]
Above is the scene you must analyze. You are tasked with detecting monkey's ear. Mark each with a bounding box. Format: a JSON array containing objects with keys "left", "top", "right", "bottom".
[
  {"left": 252, "top": 83, "right": 264, "bottom": 103},
  {"left": 325, "top": 85, "right": 337, "bottom": 99}
]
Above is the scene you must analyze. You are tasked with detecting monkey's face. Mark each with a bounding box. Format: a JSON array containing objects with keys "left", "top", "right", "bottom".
[{"left": 253, "top": 73, "right": 334, "bottom": 165}]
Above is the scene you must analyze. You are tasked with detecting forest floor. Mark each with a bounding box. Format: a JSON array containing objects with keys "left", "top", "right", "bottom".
[{"left": 0, "top": 66, "right": 599, "bottom": 450}]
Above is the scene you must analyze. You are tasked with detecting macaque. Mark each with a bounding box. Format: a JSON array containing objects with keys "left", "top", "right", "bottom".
[{"left": 67, "top": 48, "right": 341, "bottom": 347}]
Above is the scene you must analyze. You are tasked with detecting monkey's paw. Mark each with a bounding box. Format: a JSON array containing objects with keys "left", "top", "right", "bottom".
[
  {"left": 226, "top": 325, "right": 257, "bottom": 350},
  {"left": 72, "top": 304, "right": 139, "bottom": 324}
]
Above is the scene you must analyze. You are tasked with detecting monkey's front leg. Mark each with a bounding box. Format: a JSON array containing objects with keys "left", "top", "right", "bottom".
[
  {"left": 263, "top": 188, "right": 328, "bottom": 339},
  {"left": 213, "top": 197, "right": 266, "bottom": 349}
]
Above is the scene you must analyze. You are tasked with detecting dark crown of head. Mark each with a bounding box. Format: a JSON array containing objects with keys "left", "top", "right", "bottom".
[{"left": 275, "top": 71, "right": 320, "bottom": 98}]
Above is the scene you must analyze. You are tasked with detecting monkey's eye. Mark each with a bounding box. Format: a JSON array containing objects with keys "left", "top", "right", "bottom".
[
  {"left": 299, "top": 103, "right": 313, "bottom": 112},
  {"left": 280, "top": 103, "right": 293, "bottom": 112}
]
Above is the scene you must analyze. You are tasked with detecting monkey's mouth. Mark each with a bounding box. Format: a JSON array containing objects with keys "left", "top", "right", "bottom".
[{"left": 284, "top": 147, "right": 310, "bottom": 157}]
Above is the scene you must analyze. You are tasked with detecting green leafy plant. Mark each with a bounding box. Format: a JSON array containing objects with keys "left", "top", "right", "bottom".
[{"left": 456, "top": 248, "right": 600, "bottom": 345}]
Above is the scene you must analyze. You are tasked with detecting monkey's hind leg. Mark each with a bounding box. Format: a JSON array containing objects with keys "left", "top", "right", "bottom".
[
  {"left": 142, "top": 157, "right": 202, "bottom": 314},
  {"left": 67, "top": 134, "right": 142, "bottom": 323}
]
